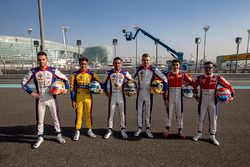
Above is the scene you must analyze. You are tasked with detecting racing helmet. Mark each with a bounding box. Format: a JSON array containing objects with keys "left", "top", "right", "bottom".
[
  {"left": 124, "top": 80, "right": 137, "bottom": 97},
  {"left": 216, "top": 87, "right": 232, "bottom": 103},
  {"left": 51, "top": 81, "right": 65, "bottom": 95},
  {"left": 182, "top": 85, "right": 194, "bottom": 98},
  {"left": 150, "top": 80, "right": 163, "bottom": 94},
  {"left": 89, "top": 81, "right": 102, "bottom": 94}
]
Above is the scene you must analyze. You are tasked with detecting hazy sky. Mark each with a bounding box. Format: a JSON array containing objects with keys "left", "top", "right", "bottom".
[{"left": 1, "top": 0, "right": 250, "bottom": 61}]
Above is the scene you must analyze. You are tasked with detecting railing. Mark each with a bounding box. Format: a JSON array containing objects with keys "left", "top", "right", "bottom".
[{"left": 1, "top": 73, "right": 250, "bottom": 84}]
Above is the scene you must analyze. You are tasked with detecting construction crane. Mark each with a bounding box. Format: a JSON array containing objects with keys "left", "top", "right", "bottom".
[{"left": 122, "top": 26, "right": 186, "bottom": 70}]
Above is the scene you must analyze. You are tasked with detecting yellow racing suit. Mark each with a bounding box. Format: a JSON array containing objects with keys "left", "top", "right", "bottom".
[{"left": 70, "top": 69, "right": 102, "bottom": 130}]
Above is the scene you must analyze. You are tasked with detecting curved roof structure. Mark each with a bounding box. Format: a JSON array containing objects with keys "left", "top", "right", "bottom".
[
  {"left": 0, "top": 35, "right": 81, "bottom": 68},
  {"left": 0, "top": 35, "right": 112, "bottom": 70}
]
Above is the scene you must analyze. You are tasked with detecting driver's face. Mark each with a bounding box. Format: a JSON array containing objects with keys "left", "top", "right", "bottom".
[
  {"left": 172, "top": 62, "right": 180, "bottom": 72},
  {"left": 113, "top": 59, "right": 122, "bottom": 71},
  {"left": 79, "top": 61, "right": 88, "bottom": 70},
  {"left": 142, "top": 56, "right": 150, "bottom": 67},
  {"left": 204, "top": 64, "right": 214, "bottom": 75},
  {"left": 37, "top": 55, "right": 48, "bottom": 68}
]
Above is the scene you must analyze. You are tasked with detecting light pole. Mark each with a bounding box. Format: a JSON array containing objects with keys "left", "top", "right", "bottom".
[
  {"left": 155, "top": 40, "right": 159, "bottom": 67},
  {"left": 195, "top": 37, "right": 201, "bottom": 73},
  {"left": 132, "top": 26, "right": 139, "bottom": 66},
  {"left": 38, "top": 0, "right": 45, "bottom": 51},
  {"left": 0, "top": 56, "right": 6, "bottom": 75},
  {"left": 113, "top": 39, "right": 118, "bottom": 58},
  {"left": 135, "top": 36, "right": 138, "bottom": 66},
  {"left": 34, "top": 40, "right": 39, "bottom": 55},
  {"left": 203, "top": 25, "right": 210, "bottom": 64},
  {"left": 76, "top": 40, "right": 81, "bottom": 58},
  {"left": 235, "top": 37, "right": 242, "bottom": 73},
  {"left": 28, "top": 28, "right": 34, "bottom": 67},
  {"left": 247, "top": 29, "right": 250, "bottom": 53},
  {"left": 75, "top": 40, "right": 81, "bottom": 71},
  {"left": 245, "top": 29, "right": 250, "bottom": 70},
  {"left": 61, "top": 26, "right": 69, "bottom": 69}
]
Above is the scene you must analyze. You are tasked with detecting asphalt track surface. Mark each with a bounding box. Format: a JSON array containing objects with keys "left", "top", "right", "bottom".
[{"left": 0, "top": 88, "right": 249, "bottom": 167}]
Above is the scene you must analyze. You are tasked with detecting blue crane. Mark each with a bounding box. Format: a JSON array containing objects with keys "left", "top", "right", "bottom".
[
  {"left": 122, "top": 26, "right": 183, "bottom": 61},
  {"left": 122, "top": 26, "right": 186, "bottom": 70}
]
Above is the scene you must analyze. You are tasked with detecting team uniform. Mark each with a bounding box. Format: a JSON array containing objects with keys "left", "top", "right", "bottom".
[
  {"left": 192, "top": 74, "right": 235, "bottom": 145},
  {"left": 162, "top": 71, "right": 193, "bottom": 135},
  {"left": 103, "top": 68, "right": 132, "bottom": 139},
  {"left": 70, "top": 69, "right": 102, "bottom": 138},
  {"left": 21, "top": 66, "right": 69, "bottom": 141},
  {"left": 133, "top": 65, "right": 167, "bottom": 138}
]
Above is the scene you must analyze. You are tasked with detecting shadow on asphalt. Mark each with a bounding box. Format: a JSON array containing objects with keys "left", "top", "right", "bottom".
[
  {"left": 0, "top": 124, "right": 75, "bottom": 144},
  {"left": 0, "top": 125, "right": 37, "bottom": 144},
  {"left": 0, "top": 125, "right": 213, "bottom": 145},
  {"left": 110, "top": 130, "right": 197, "bottom": 142}
]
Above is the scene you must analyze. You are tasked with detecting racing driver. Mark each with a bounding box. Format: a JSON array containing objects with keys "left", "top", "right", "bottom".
[{"left": 21, "top": 51, "right": 69, "bottom": 149}]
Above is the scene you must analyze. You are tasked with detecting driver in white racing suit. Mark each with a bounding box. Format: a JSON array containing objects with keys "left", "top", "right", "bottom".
[
  {"left": 162, "top": 59, "right": 193, "bottom": 139},
  {"left": 103, "top": 57, "right": 133, "bottom": 139},
  {"left": 21, "top": 51, "right": 69, "bottom": 149},
  {"left": 192, "top": 61, "right": 235, "bottom": 146},
  {"left": 133, "top": 53, "right": 168, "bottom": 138}
]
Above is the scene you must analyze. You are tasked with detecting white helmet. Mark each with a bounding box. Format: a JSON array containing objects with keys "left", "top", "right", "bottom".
[
  {"left": 182, "top": 85, "right": 194, "bottom": 98},
  {"left": 124, "top": 80, "right": 137, "bottom": 97},
  {"left": 51, "top": 81, "right": 65, "bottom": 95},
  {"left": 89, "top": 81, "right": 102, "bottom": 94}
]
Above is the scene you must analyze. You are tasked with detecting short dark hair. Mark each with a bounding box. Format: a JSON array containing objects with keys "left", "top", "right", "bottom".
[
  {"left": 113, "top": 57, "right": 123, "bottom": 63},
  {"left": 172, "top": 59, "right": 180, "bottom": 65},
  {"left": 79, "top": 57, "right": 88, "bottom": 64},
  {"left": 142, "top": 53, "right": 150, "bottom": 59},
  {"left": 204, "top": 61, "right": 213, "bottom": 66},
  {"left": 37, "top": 51, "right": 47, "bottom": 57}
]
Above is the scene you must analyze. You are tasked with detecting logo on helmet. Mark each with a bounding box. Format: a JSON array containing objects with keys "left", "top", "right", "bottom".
[
  {"left": 124, "top": 80, "right": 137, "bottom": 97},
  {"left": 89, "top": 81, "right": 103, "bottom": 94},
  {"left": 150, "top": 80, "right": 163, "bottom": 94},
  {"left": 182, "top": 85, "right": 194, "bottom": 98},
  {"left": 51, "top": 81, "right": 65, "bottom": 95},
  {"left": 216, "top": 87, "right": 232, "bottom": 103}
]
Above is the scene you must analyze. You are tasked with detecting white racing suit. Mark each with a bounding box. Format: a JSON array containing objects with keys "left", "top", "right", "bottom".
[
  {"left": 21, "top": 66, "right": 69, "bottom": 136},
  {"left": 134, "top": 66, "right": 167, "bottom": 129},
  {"left": 193, "top": 74, "right": 235, "bottom": 135},
  {"left": 103, "top": 68, "right": 132, "bottom": 129},
  {"left": 163, "top": 71, "right": 193, "bottom": 130}
]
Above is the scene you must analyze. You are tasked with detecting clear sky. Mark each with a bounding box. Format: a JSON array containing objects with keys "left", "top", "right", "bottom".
[{"left": 1, "top": 0, "right": 250, "bottom": 61}]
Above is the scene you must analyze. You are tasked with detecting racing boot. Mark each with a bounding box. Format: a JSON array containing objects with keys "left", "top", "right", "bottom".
[
  {"left": 56, "top": 133, "right": 66, "bottom": 144},
  {"left": 33, "top": 136, "right": 44, "bottom": 149},
  {"left": 104, "top": 128, "right": 112, "bottom": 139},
  {"left": 134, "top": 127, "right": 142, "bottom": 137},
  {"left": 87, "top": 128, "right": 96, "bottom": 138},
  {"left": 178, "top": 129, "right": 186, "bottom": 139},
  {"left": 210, "top": 134, "right": 220, "bottom": 146},
  {"left": 73, "top": 130, "right": 80, "bottom": 141},
  {"left": 163, "top": 130, "right": 169, "bottom": 139},
  {"left": 121, "top": 128, "right": 128, "bottom": 139},
  {"left": 146, "top": 128, "right": 154, "bottom": 139},
  {"left": 193, "top": 132, "right": 202, "bottom": 141}
]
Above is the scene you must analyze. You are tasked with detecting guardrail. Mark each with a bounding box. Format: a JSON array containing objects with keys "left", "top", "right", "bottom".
[{"left": 1, "top": 73, "right": 250, "bottom": 84}]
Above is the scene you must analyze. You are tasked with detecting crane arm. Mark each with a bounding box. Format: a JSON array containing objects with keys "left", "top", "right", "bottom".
[{"left": 124, "top": 27, "right": 183, "bottom": 60}]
